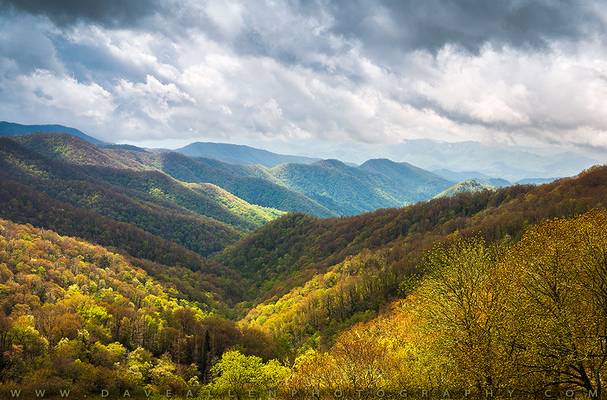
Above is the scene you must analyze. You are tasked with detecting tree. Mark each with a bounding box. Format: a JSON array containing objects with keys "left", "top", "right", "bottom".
[
  {"left": 505, "top": 211, "right": 607, "bottom": 396},
  {"left": 419, "top": 238, "right": 519, "bottom": 392},
  {"left": 207, "top": 350, "right": 290, "bottom": 398}
]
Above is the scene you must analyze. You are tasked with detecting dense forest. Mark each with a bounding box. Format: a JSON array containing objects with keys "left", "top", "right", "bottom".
[
  {"left": 0, "top": 219, "right": 282, "bottom": 397},
  {"left": 286, "top": 210, "right": 607, "bottom": 398},
  {"left": 2, "top": 208, "right": 606, "bottom": 398},
  {"left": 0, "top": 133, "right": 606, "bottom": 398}
]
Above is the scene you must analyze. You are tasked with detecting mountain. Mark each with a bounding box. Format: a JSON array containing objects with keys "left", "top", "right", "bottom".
[
  {"left": 174, "top": 143, "right": 454, "bottom": 216},
  {"left": 432, "top": 168, "right": 511, "bottom": 187},
  {"left": 267, "top": 158, "right": 452, "bottom": 216},
  {"left": 269, "top": 159, "right": 398, "bottom": 215},
  {"left": 516, "top": 177, "right": 559, "bottom": 185},
  {"left": 359, "top": 159, "right": 453, "bottom": 197},
  {"left": 0, "top": 135, "right": 287, "bottom": 259},
  {"left": 176, "top": 141, "right": 320, "bottom": 167},
  {"left": 2, "top": 131, "right": 607, "bottom": 396},
  {"left": 433, "top": 179, "right": 495, "bottom": 198},
  {"left": 386, "top": 139, "right": 598, "bottom": 181},
  {"left": 157, "top": 151, "right": 335, "bottom": 217},
  {"left": 286, "top": 209, "right": 607, "bottom": 395},
  {"left": 0, "top": 121, "right": 105, "bottom": 145},
  {"left": 222, "top": 165, "right": 607, "bottom": 347}
]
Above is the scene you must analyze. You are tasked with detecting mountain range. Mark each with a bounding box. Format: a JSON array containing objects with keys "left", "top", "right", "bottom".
[
  {"left": 176, "top": 141, "right": 320, "bottom": 167},
  {"left": 1, "top": 121, "right": 606, "bottom": 396},
  {"left": 433, "top": 178, "right": 495, "bottom": 198},
  {"left": 385, "top": 139, "right": 598, "bottom": 181},
  {"left": 0, "top": 123, "right": 459, "bottom": 216}
]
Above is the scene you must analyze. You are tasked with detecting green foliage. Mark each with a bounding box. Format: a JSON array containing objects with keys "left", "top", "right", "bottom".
[
  {"left": 270, "top": 158, "right": 451, "bottom": 215},
  {"left": 288, "top": 210, "right": 607, "bottom": 396},
  {"left": 159, "top": 152, "right": 335, "bottom": 217},
  {"left": 232, "top": 166, "right": 607, "bottom": 358},
  {"left": 176, "top": 141, "right": 318, "bottom": 167},
  {"left": 207, "top": 350, "right": 290, "bottom": 397},
  {"left": 0, "top": 137, "right": 286, "bottom": 258},
  {"left": 0, "top": 219, "right": 278, "bottom": 396}
]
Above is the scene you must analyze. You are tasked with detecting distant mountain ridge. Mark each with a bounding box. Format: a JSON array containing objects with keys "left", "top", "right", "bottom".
[
  {"left": 389, "top": 139, "right": 597, "bottom": 181},
  {"left": 516, "top": 177, "right": 558, "bottom": 185},
  {"left": 0, "top": 121, "right": 105, "bottom": 145},
  {"left": 432, "top": 168, "right": 511, "bottom": 187},
  {"left": 0, "top": 134, "right": 287, "bottom": 259},
  {"left": 176, "top": 141, "right": 320, "bottom": 167},
  {"left": 3, "top": 121, "right": 582, "bottom": 219}
]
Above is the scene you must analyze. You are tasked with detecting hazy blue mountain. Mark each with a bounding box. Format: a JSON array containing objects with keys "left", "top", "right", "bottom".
[
  {"left": 432, "top": 168, "right": 511, "bottom": 187},
  {"left": 361, "top": 158, "right": 453, "bottom": 191},
  {"left": 176, "top": 141, "right": 320, "bottom": 167},
  {"left": 385, "top": 139, "right": 597, "bottom": 181},
  {"left": 433, "top": 179, "right": 495, "bottom": 198},
  {"left": 515, "top": 177, "right": 559, "bottom": 185},
  {"left": 0, "top": 121, "right": 105, "bottom": 145}
]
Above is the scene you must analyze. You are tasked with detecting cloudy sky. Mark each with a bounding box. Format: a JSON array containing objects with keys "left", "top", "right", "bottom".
[{"left": 1, "top": 0, "right": 607, "bottom": 163}]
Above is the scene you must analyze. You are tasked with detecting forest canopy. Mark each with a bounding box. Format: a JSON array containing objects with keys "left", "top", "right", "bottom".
[{"left": 2, "top": 209, "right": 607, "bottom": 397}]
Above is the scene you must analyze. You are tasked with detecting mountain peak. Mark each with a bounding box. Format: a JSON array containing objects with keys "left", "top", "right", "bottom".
[
  {"left": 314, "top": 159, "right": 347, "bottom": 168},
  {"left": 433, "top": 178, "right": 495, "bottom": 198}
]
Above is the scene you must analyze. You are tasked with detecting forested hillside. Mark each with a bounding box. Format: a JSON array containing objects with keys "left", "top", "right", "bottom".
[
  {"left": 2, "top": 199, "right": 606, "bottom": 397},
  {"left": 3, "top": 133, "right": 461, "bottom": 220},
  {"left": 228, "top": 166, "right": 607, "bottom": 348},
  {"left": 0, "top": 121, "right": 104, "bottom": 145},
  {"left": 0, "top": 136, "right": 290, "bottom": 256},
  {"left": 287, "top": 210, "right": 607, "bottom": 397},
  {"left": 0, "top": 219, "right": 282, "bottom": 397},
  {"left": 267, "top": 159, "right": 451, "bottom": 215},
  {"left": 157, "top": 152, "right": 335, "bottom": 217},
  {"left": 0, "top": 138, "right": 243, "bottom": 256},
  {"left": 2, "top": 132, "right": 606, "bottom": 398}
]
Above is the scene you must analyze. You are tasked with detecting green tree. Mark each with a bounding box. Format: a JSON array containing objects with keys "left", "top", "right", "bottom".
[{"left": 207, "top": 350, "right": 290, "bottom": 398}]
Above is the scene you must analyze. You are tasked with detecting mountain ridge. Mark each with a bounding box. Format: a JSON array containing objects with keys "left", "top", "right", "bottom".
[
  {"left": 0, "top": 121, "right": 105, "bottom": 145},
  {"left": 176, "top": 141, "right": 320, "bottom": 167}
]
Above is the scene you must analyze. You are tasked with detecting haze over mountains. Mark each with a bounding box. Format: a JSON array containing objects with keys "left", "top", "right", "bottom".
[
  {"left": 0, "top": 122, "right": 456, "bottom": 217},
  {"left": 1, "top": 121, "right": 587, "bottom": 187},
  {"left": 177, "top": 142, "right": 320, "bottom": 167},
  {"left": 0, "top": 121, "right": 593, "bottom": 231}
]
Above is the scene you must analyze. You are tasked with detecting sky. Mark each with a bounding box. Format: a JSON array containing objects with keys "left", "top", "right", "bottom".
[{"left": 1, "top": 0, "right": 607, "bottom": 166}]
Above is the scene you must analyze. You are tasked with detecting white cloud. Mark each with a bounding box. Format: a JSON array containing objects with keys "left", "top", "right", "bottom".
[
  {"left": 115, "top": 74, "right": 195, "bottom": 122},
  {"left": 14, "top": 69, "right": 115, "bottom": 122},
  {"left": 0, "top": 1, "right": 607, "bottom": 163}
]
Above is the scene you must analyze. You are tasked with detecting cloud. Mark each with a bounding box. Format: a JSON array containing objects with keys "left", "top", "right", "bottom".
[
  {"left": 0, "top": 69, "right": 115, "bottom": 129},
  {"left": 327, "top": 0, "right": 602, "bottom": 55},
  {"left": 0, "top": 0, "right": 163, "bottom": 27},
  {"left": 0, "top": 0, "right": 606, "bottom": 164}
]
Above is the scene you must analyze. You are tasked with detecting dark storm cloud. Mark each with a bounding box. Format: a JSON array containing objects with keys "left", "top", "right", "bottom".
[
  {"left": 1, "top": 0, "right": 599, "bottom": 57},
  {"left": 324, "top": 0, "right": 600, "bottom": 54},
  {"left": 53, "top": 37, "right": 151, "bottom": 85},
  {"left": 0, "top": 0, "right": 164, "bottom": 27}
]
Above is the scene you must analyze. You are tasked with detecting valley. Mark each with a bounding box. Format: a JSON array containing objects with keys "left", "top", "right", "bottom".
[{"left": 0, "top": 125, "right": 605, "bottom": 398}]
